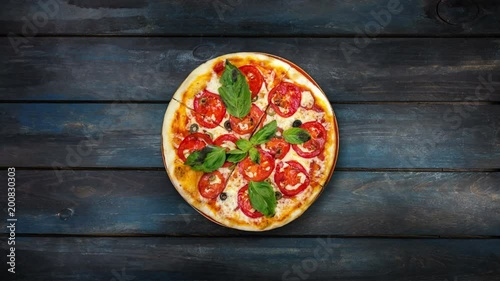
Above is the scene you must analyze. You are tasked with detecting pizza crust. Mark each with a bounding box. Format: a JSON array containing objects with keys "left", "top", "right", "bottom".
[{"left": 162, "top": 52, "right": 339, "bottom": 231}]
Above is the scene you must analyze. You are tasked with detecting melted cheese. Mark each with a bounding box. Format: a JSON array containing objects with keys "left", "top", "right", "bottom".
[
  {"left": 211, "top": 175, "right": 222, "bottom": 185},
  {"left": 301, "top": 91, "right": 315, "bottom": 108},
  {"left": 205, "top": 73, "right": 221, "bottom": 93},
  {"left": 238, "top": 123, "right": 249, "bottom": 131}
]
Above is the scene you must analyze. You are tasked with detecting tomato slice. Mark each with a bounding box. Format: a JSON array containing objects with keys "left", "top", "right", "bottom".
[
  {"left": 214, "top": 134, "right": 239, "bottom": 167},
  {"left": 292, "top": 121, "right": 327, "bottom": 158},
  {"left": 239, "top": 65, "right": 264, "bottom": 99},
  {"left": 193, "top": 90, "right": 226, "bottom": 129},
  {"left": 176, "top": 133, "right": 213, "bottom": 162},
  {"left": 214, "top": 134, "right": 239, "bottom": 149},
  {"left": 263, "top": 137, "right": 290, "bottom": 160},
  {"left": 229, "top": 104, "right": 264, "bottom": 135},
  {"left": 238, "top": 149, "right": 275, "bottom": 182},
  {"left": 198, "top": 171, "right": 226, "bottom": 199},
  {"left": 268, "top": 82, "right": 301, "bottom": 117},
  {"left": 213, "top": 61, "right": 225, "bottom": 75},
  {"left": 237, "top": 184, "right": 263, "bottom": 218},
  {"left": 274, "top": 161, "right": 310, "bottom": 197}
]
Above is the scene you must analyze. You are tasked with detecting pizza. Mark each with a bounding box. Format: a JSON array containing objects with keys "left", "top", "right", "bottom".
[{"left": 162, "top": 52, "right": 339, "bottom": 231}]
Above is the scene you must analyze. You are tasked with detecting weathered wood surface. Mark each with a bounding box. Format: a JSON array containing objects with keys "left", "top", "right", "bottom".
[
  {"left": 0, "top": 170, "right": 498, "bottom": 236},
  {"left": 2, "top": 237, "right": 499, "bottom": 281},
  {"left": 1, "top": 0, "right": 499, "bottom": 36},
  {"left": 2, "top": 37, "right": 500, "bottom": 102},
  {"left": 2, "top": 1, "right": 499, "bottom": 279},
  {"left": 1, "top": 103, "right": 498, "bottom": 169}
]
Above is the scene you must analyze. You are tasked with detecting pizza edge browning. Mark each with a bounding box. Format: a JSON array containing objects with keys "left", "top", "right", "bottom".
[
  {"left": 162, "top": 52, "right": 339, "bottom": 231},
  {"left": 162, "top": 100, "right": 204, "bottom": 209}
]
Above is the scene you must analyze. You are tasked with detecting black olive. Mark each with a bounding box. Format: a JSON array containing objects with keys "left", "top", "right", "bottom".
[
  {"left": 189, "top": 123, "right": 199, "bottom": 133},
  {"left": 292, "top": 120, "right": 302, "bottom": 127},
  {"left": 275, "top": 191, "right": 282, "bottom": 200},
  {"left": 219, "top": 192, "right": 228, "bottom": 201},
  {"left": 224, "top": 120, "right": 232, "bottom": 131},
  {"left": 231, "top": 69, "right": 239, "bottom": 82}
]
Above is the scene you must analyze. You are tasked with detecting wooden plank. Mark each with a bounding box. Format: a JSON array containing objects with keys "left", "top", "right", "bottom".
[
  {"left": 2, "top": 37, "right": 500, "bottom": 102},
  {"left": 1, "top": 0, "right": 499, "bottom": 36},
  {"left": 3, "top": 237, "right": 500, "bottom": 280},
  {"left": 0, "top": 170, "right": 498, "bottom": 236},
  {"left": 1, "top": 103, "right": 498, "bottom": 169}
]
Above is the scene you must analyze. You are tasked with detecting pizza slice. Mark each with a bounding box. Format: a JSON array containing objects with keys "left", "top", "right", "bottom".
[
  {"left": 206, "top": 132, "right": 327, "bottom": 231},
  {"left": 217, "top": 114, "right": 334, "bottom": 230},
  {"left": 172, "top": 52, "right": 290, "bottom": 139},
  {"left": 259, "top": 62, "right": 338, "bottom": 191},
  {"left": 162, "top": 99, "right": 235, "bottom": 210}
]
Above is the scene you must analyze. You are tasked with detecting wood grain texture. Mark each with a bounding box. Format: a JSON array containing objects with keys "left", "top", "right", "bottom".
[
  {"left": 1, "top": 1, "right": 499, "bottom": 280},
  {"left": 1, "top": 237, "right": 499, "bottom": 281},
  {"left": 2, "top": 37, "right": 500, "bottom": 102},
  {"left": 1, "top": 0, "right": 499, "bottom": 36},
  {"left": 0, "top": 170, "right": 498, "bottom": 236},
  {"left": 1, "top": 103, "right": 498, "bottom": 169}
]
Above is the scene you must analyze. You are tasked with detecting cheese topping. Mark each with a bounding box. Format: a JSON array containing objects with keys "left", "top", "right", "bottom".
[
  {"left": 300, "top": 91, "right": 315, "bottom": 108},
  {"left": 211, "top": 176, "right": 222, "bottom": 185},
  {"left": 205, "top": 73, "right": 222, "bottom": 93}
]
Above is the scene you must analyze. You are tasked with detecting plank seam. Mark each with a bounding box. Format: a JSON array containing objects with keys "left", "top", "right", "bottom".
[
  {"left": 1, "top": 233, "right": 499, "bottom": 239},
  {"left": 4, "top": 167, "right": 499, "bottom": 172},
  {"left": 0, "top": 100, "right": 498, "bottom": 105},
  {"left": 2, "top": 34, "right": 500, "bottom": 38}
]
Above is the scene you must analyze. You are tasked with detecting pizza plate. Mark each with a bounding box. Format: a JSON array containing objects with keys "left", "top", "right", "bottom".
[{"left": 161, "top": 52, "right": 339, "bottom": 231}]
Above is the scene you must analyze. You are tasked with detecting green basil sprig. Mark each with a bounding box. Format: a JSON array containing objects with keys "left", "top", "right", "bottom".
[
  {"left": 248, "top": 147, "right": 260, "bottom": 164},
  {"left": 248, "top": 181, "right": 276, "bottom": 217},
  {"left": 226, "top": 149, "right": 247, "bottom": 163},
  {"left": 225, "top": 139, "right": 252, "bottom": 163},
  {"left": 283, "top": 127, "right": 311, "bottom": 144},
  {"left": 226, "top": 120, "right": 277, "bottom": 164},
  {"left": 218, "top": 61, "right": 252, "bottom": 119},
  {"left": 236, "top": 139, "right": 253, "bottom": 151},
  {"left": 250, "top": 120, "right": 277, "bottom": 145},
  {"left": 185, "top": 145, "right": 226, "bottom": 172}
]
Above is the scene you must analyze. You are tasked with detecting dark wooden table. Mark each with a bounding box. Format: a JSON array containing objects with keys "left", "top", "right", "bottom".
[{"left": 1, "top": 1, "right": 499, "bottom": 280}]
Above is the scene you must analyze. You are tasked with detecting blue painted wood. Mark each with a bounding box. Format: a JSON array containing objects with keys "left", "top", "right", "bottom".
[
  {"left": 0, "top": 103, "right": 498, "bottom": 169},
  {"left": 1, "top": 0, "right": 499, "bottom": 36},
  {"left": 4, "top": 237, "right": 500, "bottom": 281},
  {"left": 1, "top": 38, "right": 500, "bottom": 102},
  {"left": 1, "top": 170, "right": 498, "bottom": 236},
  {"left": 1, "top": 1, "right": 498, "bottom": 280}
]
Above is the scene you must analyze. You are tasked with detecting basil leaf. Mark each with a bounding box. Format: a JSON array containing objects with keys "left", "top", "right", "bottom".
[
  {"left": 227, "top": 149, "right": 246, "bottom": 154},
  {"left": 236, "top": 139, "right": 253, "bottom": 152},
  {"left": 203, "top": 146, "right": 226, "bottom": 171},
  {"left": 218, "top": 61, "right": 252, "bottom": 118},
  {"left": 250, "top": 120, "right": 277, "bottom": 145},
  {"left": 249, "top": 147, "right": 260, "bottom": 164},
  {"left": 283, "top": 128, "right": 311, "bottom": 144},
  {"left": 248, "top": 181, "right": 276, "bottom": 217},
  {"left": 185, "top": 150, "right": 204, "bottom": 167},
  {"left": 227, "top": 149, "right": 247, "bottom": 163},
  {"left": 185, "top": 145, "right": 226, "bottom": 173}
]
